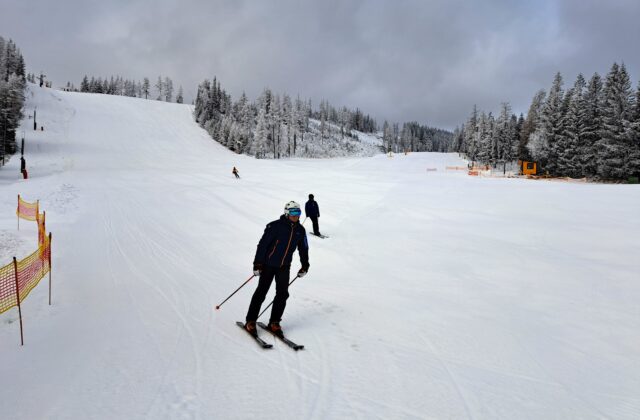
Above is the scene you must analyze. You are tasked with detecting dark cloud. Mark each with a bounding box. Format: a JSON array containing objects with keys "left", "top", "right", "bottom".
[{"left": 2, "top": 0, "right": 638, "bottom": 129}]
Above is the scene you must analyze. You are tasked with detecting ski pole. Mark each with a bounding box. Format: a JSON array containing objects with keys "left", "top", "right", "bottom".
[
  {"left": 302, "top": 217, "right": 307, "bottom": 225},
  {"left": 215, "top": 274, "right": 255, "bottom": 310},
  {"left": 258, "top": 275, "right": 300, "bottom": 319}
]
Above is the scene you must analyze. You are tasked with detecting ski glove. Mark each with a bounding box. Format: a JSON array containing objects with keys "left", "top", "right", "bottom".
[
  {"left": 253, "top": 263, "right": 263, "bottom": 277},
  {"left": 298, "top": 264, "right": 310, "bottom": 278}
]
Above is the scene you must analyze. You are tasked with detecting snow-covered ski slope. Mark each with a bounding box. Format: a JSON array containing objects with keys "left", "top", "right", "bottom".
[{"left": 1, "top": 86, "right": 639, "bottom": 420}]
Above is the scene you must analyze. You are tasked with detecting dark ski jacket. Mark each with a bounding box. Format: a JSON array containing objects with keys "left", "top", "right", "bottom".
[
  {"left": 305, "top": 200, "right": 320, "bottom": 218},
  {"left": 254, "top": 215, "right": 309, "bottom": 268}
]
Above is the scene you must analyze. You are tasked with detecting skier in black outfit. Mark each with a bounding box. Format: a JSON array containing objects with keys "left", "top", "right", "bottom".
[
  {"left": 232, "top": 166, "right": 240, "bottom": 179},
  {"left": 245, "top": 201, "right": 309, "bottom": 335},
  {"left": 305, "top": 194, "right": 321, "bottom": 236}
]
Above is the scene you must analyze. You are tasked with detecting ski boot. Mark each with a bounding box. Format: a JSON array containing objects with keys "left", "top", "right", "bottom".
[
  {"left": 267, "top": 321, "right": 283, "bottom": 336},
  {"left": 245, "top": 320, "right": 257, "bottom": 336}
]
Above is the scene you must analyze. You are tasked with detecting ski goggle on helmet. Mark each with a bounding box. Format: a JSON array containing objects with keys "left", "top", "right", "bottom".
[{"left": 284, "top": 201, "right": 302, "bottom": 216}]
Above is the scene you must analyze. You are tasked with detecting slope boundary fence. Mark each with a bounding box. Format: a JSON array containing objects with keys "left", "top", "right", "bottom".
[{"left": 1, "top": 195, "right": 53, "bottom": 345}]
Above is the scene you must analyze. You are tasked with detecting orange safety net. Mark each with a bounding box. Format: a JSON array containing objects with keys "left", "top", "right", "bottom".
[
  {"left": 0, "top": 261, "right": 17, "bottom": 314},
  {"left": 17, "top": 195, "right": 39, "bottom": 222},
  {"left": 0, "top": 235, "right": 51, "bottom": 314},
  {"left": 38, "top": 212, "right": 46, "bottom": 245},
  {"left": 470, "top": 165, "right": 491, "bottom": 171},
  {"left": 16, "top": 235, "right": 51, "bottom": 304}
]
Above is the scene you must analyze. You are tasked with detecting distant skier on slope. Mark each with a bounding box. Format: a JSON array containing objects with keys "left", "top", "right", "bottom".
[
  {"left": 244, "top": 201, "right": 309, "bottom": 335},
  {"left": 305, "top": 194, "right": 321, "bottom": 236},
  {"left": 232, "top": 166, "right": 240, "bottom": 179}
]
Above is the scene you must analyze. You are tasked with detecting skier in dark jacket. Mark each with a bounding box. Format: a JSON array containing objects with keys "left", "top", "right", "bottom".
[
  {"left": 232, "top": 166, "right": 240, "bottom": 179},
  {"left": 305, "top": 194, "right": 321, "bottom": 236},
  {"left": 245, "top": 201, "right": 309, "bottom": 335}
]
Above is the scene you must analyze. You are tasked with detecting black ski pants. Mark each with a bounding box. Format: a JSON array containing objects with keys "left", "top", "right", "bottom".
[
  {"left": 246, "top": 265, "right": 291, "bottom": 324},
  {"left": 310, "top": 216, "right": 320, "bottom": 235}
]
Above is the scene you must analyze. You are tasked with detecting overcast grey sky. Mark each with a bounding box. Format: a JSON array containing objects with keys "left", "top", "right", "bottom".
[{"left": 2, "top": 0, "right": 639, "bottom": 129}]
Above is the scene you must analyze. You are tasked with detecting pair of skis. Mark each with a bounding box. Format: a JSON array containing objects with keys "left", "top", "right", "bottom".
[{"left": 236, "top": 321, "right": 304, "bottom": 351}]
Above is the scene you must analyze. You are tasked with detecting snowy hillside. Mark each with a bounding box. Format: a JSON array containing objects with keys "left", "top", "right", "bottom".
[
  {"left": 303, "top": 117, "right": 383, "bottom": 157},
  {"left": 1, "top": 86, "right": 639, "bottom": 419}
]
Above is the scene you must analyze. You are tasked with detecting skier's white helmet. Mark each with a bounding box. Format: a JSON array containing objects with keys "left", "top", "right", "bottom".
[{"left": 284, "top": 201, "right": 302, "bottom": 216}]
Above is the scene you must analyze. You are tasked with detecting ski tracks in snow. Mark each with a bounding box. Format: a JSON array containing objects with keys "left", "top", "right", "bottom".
[
  {"left": 103, "top": 189, "right": 205, "bottom": 419},
  {"left": 419, "top": 332, "right": 476, "bottom": 420}
]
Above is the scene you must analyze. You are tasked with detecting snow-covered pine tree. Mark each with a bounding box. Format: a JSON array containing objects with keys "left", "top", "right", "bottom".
[
  {"left": 319, "top": 100, "right": 327, "bottom": 146},
  {"left": 176, "top": 86, "right": 184, "bottom": 103},
  {"left": 518, "top": 90, "right": 547, "bottom": 161},
  {"left": 0, "top": 38, "right": 6, "bottom": 80},
  {"left": 452, "top": 125, "right": 464, "bottom": 153},
  {"left": 253, "top": 108, "right": 269, "bottom": 158},
  {"left": 164, "top": 77, "right": 173, "bottom": 102},
  {"left": 580, "top": 73, "right": 604, "bottom": 177},
  {"left": 630, "top": 82, "right": 640, "bottom": 177},
  {"left": 128, "top": 79, "right": 138, "bottom": 97},
  {"left": 142, "top": 78, "right": 150, "bottom": 99},
  {"left": 391, "top": 123, "right": 399, "bottom": 153},
  {"left": 400, "top": 123, "right": 412, "bottom": 152},
  {"left": 463, "top": 105, "right": 479, "bottom": 162},
  {"left": 80, "top": 75, "right": 89, "bottom": 92},
  {"left": 495, "top": 102, "right": 516, "bottom": 173},
  {"left": 281, "top": 94, "right": 292, "bottom": 156},
  {"left": 0, "top": 36, "right": 26, "bottom": 160},
  {"left": 206, "top": 79, "right": 218, "bottom": 122},
  {"left": 155, "top": 76, "right": 163, "bottom": 100},
  {"left": 270, "top": 94, "right": 280, "bottom": 158},
  {"left": 487, "top": 112, "right": 499, "bottom": 165},
  {"left": 294, "top": 96, "right": 306, "bottom": 154},
  {"left": 597, "top": 63, "right": 635, "bottom": 179},
  {"left": 515, "top": 113, "right": 524, "bottom": 159},
  {"left": 1, "top": 39, "right": 18, "bottom": 79},
  {"left": 382, "top": 121, "right": 391, "bottom": 153},
  {"left": 475, "top": 112, "right": 490, "bottom": 164},
  {"left": 194, "top": 80, "right": 208, "bottom": 124},
  {"left": 238, "top": 92, "right": 254, "bottom": 154},
  {"left": 530, "top": 72, "right": 565, "bottom": 174},
  {"left": 560, "top": 74, "right": 587, "bottom": 177},
  {"left": 107, "top": 76, "right": 115, "bottom": 95},
  {"left": 116, "top": 76, "right": 124, "bottom": 95}
]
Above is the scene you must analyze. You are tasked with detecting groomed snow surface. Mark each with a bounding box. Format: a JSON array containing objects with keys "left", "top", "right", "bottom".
[{"left": 1, "top": 86, "right": 639, "bottom": 420}]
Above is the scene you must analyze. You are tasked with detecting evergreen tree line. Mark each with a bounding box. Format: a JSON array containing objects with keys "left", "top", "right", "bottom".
[
  {"left": 76, "top": 75, "right": 184, "bottom": 103},
  {"left": 452, "top": 102, "right": 523, "bottom": 173},
  {"left": 194, "top": 77, "right": 383, "bottom": 158},
  {"left": 383, "top": 121, "right": 453, "bottom": 153},
  {"left": 195, "top": 77, "right": 453, "bottom": 158},
  {"left": 0, "top": 35, "right": 27, "bottom": 162},
  {"left": 455, "top": 62, "right": 640, "bottom": 180},
  {"left": 310, "top": 99, "right": 377, "bottom": 133}
]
